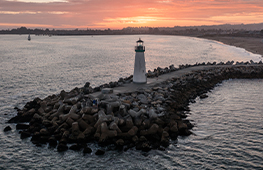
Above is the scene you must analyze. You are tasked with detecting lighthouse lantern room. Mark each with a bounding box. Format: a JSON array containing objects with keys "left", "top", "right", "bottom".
[{"left": 133, "top": 38, "right": 147, "bottom": 83}]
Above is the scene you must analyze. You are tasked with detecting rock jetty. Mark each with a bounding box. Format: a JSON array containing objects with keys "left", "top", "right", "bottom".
[{"left": 5, "top": 61, "right": 263, "bottom": 154}]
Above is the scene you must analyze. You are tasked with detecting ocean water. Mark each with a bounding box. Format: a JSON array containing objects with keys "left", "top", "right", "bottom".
[{"left": 0, "top": 35, "right": 262, "bottom": 169}]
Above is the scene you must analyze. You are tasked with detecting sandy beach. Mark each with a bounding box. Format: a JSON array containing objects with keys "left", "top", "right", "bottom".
[{"left": 199, "top": 36, "right": 263, "bottom": 57}]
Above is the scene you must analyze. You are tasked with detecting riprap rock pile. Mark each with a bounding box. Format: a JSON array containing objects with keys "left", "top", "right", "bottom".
[{"left": 5, "top": 63, "right": 263, "bottom": 154}]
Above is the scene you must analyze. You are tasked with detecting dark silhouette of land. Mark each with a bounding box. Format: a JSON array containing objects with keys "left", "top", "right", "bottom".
[{"left": 1, "top": 23, "right": 263, "bottom": 37}]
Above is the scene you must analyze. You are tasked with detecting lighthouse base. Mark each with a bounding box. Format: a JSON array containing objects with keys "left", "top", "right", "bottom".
[{"left": 133, "top": 80, "right": 147, "bottom": 84}]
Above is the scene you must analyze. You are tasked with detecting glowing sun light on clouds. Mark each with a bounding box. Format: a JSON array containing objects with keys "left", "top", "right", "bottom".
[{"left": 104, "top": 16, "right": 157, "bottom": 24}]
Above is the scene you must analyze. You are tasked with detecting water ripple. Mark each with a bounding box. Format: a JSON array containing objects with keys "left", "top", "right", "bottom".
[{"left": 1, "top": 35, "right": 263, "bottom": 169}]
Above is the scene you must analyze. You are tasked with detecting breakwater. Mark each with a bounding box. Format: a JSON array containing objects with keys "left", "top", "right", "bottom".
[{"left": 4, "top": 61, "right": 263, "bottom": 155}]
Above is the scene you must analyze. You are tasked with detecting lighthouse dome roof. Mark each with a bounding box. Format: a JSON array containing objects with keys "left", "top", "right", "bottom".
[{"left": 136, "top": 38, "right": 143, "bottom": 43}]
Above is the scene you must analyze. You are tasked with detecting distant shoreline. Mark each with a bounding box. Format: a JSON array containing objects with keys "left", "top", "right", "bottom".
[{"left": 198, "top": 35, "right": 263, "bottom": 57}]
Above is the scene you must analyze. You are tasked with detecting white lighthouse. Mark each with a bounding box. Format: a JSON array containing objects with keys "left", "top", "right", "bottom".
[{"left": 133, "top": 38, "right": 147, "bottom": 83}]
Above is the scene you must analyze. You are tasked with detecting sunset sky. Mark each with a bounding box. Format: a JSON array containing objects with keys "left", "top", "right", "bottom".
[{"left": 0, "top": 0, "right": 263, "bottom": 29}]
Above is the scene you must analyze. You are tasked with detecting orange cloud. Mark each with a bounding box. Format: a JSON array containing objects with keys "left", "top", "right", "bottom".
[{"left": 0, "top": 0, "right": 263, "bottom": 29}]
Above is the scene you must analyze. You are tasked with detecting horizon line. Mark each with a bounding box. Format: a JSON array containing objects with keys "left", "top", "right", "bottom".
[{"left": 1, "top": 22, "right": 263, "bottom": 31}]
